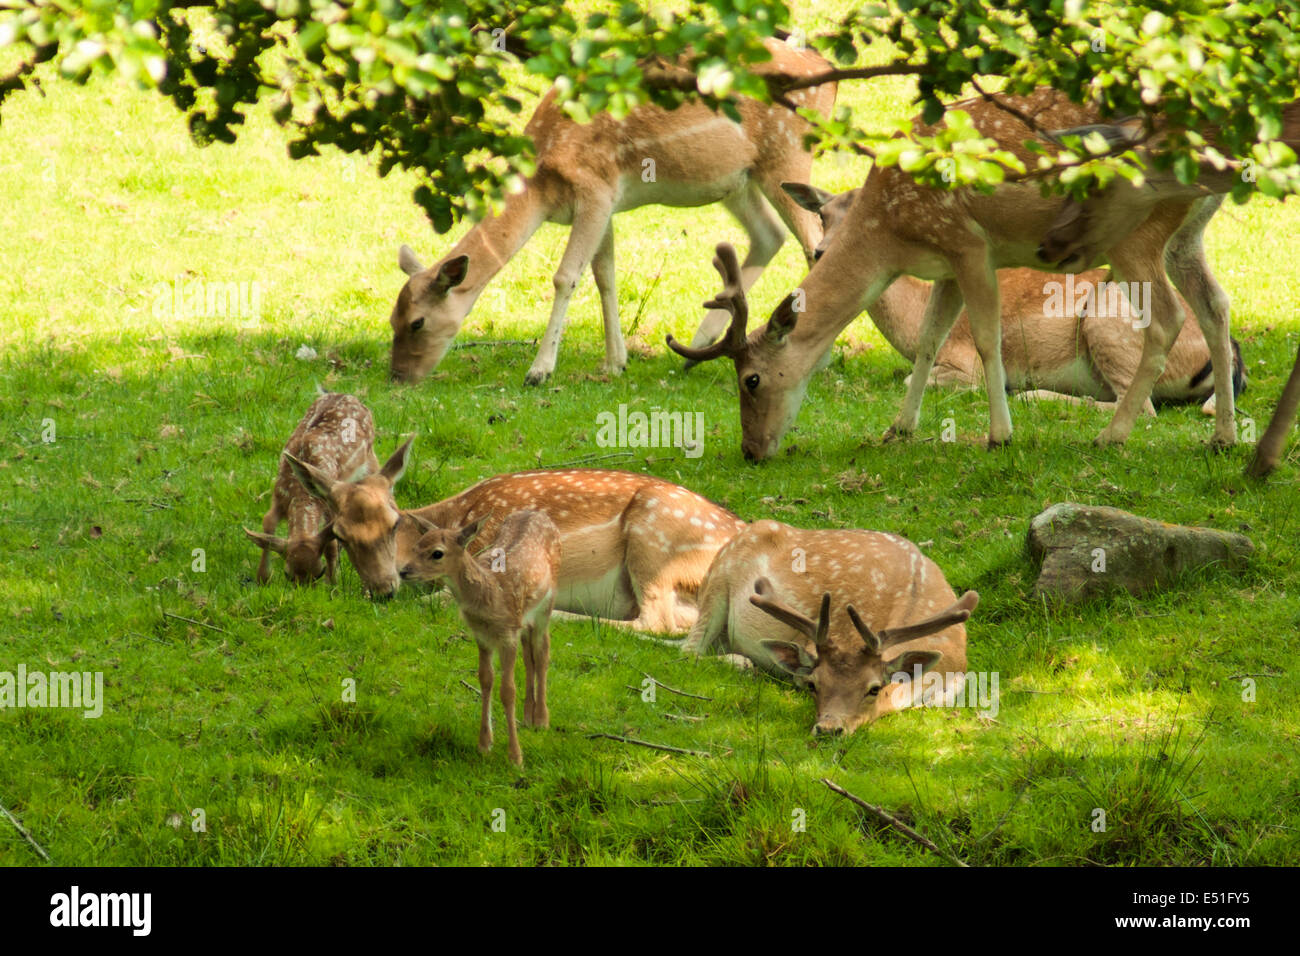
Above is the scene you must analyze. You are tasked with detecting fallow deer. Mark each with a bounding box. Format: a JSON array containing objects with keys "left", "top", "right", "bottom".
[
  {"left": 668, "top": 89, "right": 1240, "bottom": 460},
  {"left": 388, "top": 37, "right": 836, "bottom": 386},
  {"left": 290, "top": 445, "right": 747, "bottom": 627},
  {"left": 407, "top": 511, "right": 561, "bottom": 767},
  {"left": 752, "top": 182, "right": 1245, "bottom": 415},
  {"left": 284, "top": 437, "right": 414, "bottom": 599},
  {"left": 682, "top": 520, "right": 977, "bottom": 736},
  {"left": 1247, "top": 347, "right": 1300, "bottom": 477},
  {"left": 243, "top": 391, "right": 379, "bottom": 585}
]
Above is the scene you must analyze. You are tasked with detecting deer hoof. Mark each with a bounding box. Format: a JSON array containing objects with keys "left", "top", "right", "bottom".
[
  {"left": 987, "top": 436, "right": 1012, "bottom": 450},
  {"left": 882, "top": 425, "right": 910, "bottom": 444},
  {"left": 524, "top": 368, "right": 551, "bottom": 386},
  {"left": 1207, "top": 435, "right": 1236, "bottom": 453}
]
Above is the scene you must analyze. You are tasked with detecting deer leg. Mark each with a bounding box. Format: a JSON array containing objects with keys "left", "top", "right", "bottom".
[
  {"left": 256, "top": 503, "right": 282, "bottom": 584},
  {"left": 1164, "top": 199, "right": 1236, "bottom": 447},
  {"left": 525, "top": 200, "right": 615, "bottom": 385},
  {"left": 1079, "top": 314, "right": 1155, "bottom": 415},
  {"left": 324, "top": 537, "right": 339, "bottom": 583},
  {"left": 687, "top": 184, "right": 786, "bottom": 355},
  {"left": 590, "top": 222, "right": 627, "bottom": 376},
  {"left": 1247, "top": 345, "right": 1300, "bottom": 477},
  {"left": 533, "top": 622, "right": 551, "bottom": 729},
  {"left": 948, "top": 253, "right": 1013, "bottom": 445},
  {"left": 891, "top": 278, "right": 966, "bottom": 439},
  {"left": 1096, "top": 249, "right": 1183, "bottom": 445},
  {"left": 519, "top": 628, "right": 536, "bottom": 726},
  {"left": 477, "top": 644, "right": 494, "bottom": 755},
  {"left": 498, "top": 643, "right": 522, "bottom": 766}
]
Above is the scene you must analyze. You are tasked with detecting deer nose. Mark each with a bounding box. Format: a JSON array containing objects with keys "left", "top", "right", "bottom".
[
  {"left": 813, "top": 247, "right": 825, "bottom": 261},
  {"left": 813, "top": 721, "right": 845, "bottom": 737}
]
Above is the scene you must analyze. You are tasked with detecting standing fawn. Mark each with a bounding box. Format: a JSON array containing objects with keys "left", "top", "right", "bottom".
[
  {"left": 407, "top": 511, "right": 562, "bottom": 767},
  {"left": 769, "top": 183, "right": 1246, "bottom": 415},
  {"left": 684, "top": 520, "right": 977, "bottom": 736},
  {"left": 244, "top": 391, "right": 379, "bottom": 584},
  {"left": 388, "top": 37, "right": 835, "bottom": 386},
  {"left": 669, "top": 89, "right": 1240, "bottom": 459}
]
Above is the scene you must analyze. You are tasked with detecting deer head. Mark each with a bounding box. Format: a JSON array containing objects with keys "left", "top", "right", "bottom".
[
  {"left": 388, "top": 246, "right": 472, "bottom": 383},
  {"left": 286, "top": 438, "right": 413, "bottom": 599},
  {"left": 402, "top": 515, "right": 489, "bottom": 587},
  {"left": 781, "top": 182, "right": 860, "bottom": 261},
  {"left": 667, "top": 242, "right": 815, "bottom": 461},
  {"left": 749, "top": 577, "right": 978, "bottom": 736},
  {"left": 243, "top": 526, "right": 330, "bottom": 584}
]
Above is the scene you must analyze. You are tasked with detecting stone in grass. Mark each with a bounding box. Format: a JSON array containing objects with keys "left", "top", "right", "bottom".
[{"left": 1027, "top": 502, "right": 1253, "bottom": 604}]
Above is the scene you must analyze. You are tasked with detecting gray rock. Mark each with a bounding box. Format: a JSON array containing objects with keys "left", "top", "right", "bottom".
[{"left": 1027, "top": 503, "right": 1253, "bottom": 603}]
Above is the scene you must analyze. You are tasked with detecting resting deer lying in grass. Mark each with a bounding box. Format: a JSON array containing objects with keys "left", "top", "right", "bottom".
[
  {"left": 407, "top": 511, "right": 561, "bottom": 767},
  {"left": 669, "top": 89, "right": 1240, "bottom": 459},
  {"left": 684, "top": 520, "right": 976, "bottom": 735},
  {"left": 768, "top": 183, "right": 1246, "bottom": 415},
  {"left": 244, "top": 391, "right": 379, "bottom": 584},
  {"left": 290, "top": 443, "right": 746, "bottom": 627},
  {"left": 388, "top": 37, "right": 835, "bottom": 386}
]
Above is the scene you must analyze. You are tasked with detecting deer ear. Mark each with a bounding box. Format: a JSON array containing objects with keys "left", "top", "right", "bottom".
[
  {"left": 399, "top": 244, "right": 425, "bottom": 276},
  {"left": 883, "top": 648, "right": 943, "bottom": 679},
  {"left": 767, "top": 293, "right": 800, "bottom": 343},
  {"left": 432, "top": 255, "right": 470, "bottom": 295},
  {"left": 244, "top": 529, "right": 288, "bottom": 554},
  {"left": 781, "top": 182, "right": 834, "bottom": 214},
  {"left": 457, "top": 514, "right": 489, "bottom": 548},
  {"left": 284, "top": 453, "right": 339, "bottom": 507},
  {"left": 759, "top": 639, "right": 818, "bottom": 679},
  {"left": 379, "top": 438, "right": 413, "bottom": 485}
]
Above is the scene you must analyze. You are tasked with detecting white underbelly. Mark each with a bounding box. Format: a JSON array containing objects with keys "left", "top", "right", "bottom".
[{"left": 556, "top": 564, "right": 636, "bottom": 620}]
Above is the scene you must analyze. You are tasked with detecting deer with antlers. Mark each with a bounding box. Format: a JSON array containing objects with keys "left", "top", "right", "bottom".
[
  {"left": 406, "top": 511, "right": 561, "bottom": 767},
  {"left": 388, "top": 37, "right": 835, "bottom": 386},
  {"left": 746, "top": 183, "right": 1245, "bottom": 415},
  {"left": 243, "top": 391, "right": 379, "bottom": 585},
  {"left": 668, "top": 89, "right": 1240, "bottom": 460},
  {"left": 683, "top": 520, "right": 977, "bottom": 735},
  {"left": 288, "top": 442, "right": 746, "bottom": 626}
]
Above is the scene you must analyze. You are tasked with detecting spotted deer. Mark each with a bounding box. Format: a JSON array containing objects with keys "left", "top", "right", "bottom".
[
  {"left": 751, "top": 182, "right": 1245, "bottom": 415},
  {"left": 290, "top": 446, "right": 747, "bottom": 626},
  {"left": 668, "top": 89, "right": 1240, "bottom": 459},
  {"left": 407, "top": 511, "right": 561, "bottom": 767},
  {"left": 388, "top": 36, "right": 836, "bottom": 386},
  {"left": 683, "top": 520, "right": 977, "bottom": 736},
  {"left": 244, "top": 391, "right": 379, "bottom": 584}
]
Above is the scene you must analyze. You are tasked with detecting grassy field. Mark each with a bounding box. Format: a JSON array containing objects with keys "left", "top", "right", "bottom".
[{"left": 2, "top": 7, "right": 1299, "bottom": 866}]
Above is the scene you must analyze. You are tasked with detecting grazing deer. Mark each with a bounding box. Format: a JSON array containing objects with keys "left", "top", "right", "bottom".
[
  {"left": 244, "top": 392, "right": 379, "bottom": 584},
  {"left": 407, "top": 511, "right": 561, "bottom": 767},
  {"left": 290, "top": 445, "right": 747, "bottom": 626},
  {"left": 747, "top": 182, "right": 1245, "bottom": 415},
  {"left": 683, "top": 520, "right": 977, "bottom": 736},
  {"left": 388, "top": 37, "right": 836, "bottom": 386},
  {"left": 668, "top": 89, "right": 1240, "bottom": 459},
  {"left": 284, "top": 437, "right": 414, "bottom": 600}
]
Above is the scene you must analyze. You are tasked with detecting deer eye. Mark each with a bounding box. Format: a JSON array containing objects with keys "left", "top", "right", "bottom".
[
  {"left": 744, "top": 374, "right": 760, "bottom": 393},
  {"left": 410, "top": 318, "right": 425, "bottom": 332},
  {"left": 867, "top": 684, "right": 881, "bottom": 697},
  {"left": 431, "top": 549, "right": 444, "bottom": 560}
]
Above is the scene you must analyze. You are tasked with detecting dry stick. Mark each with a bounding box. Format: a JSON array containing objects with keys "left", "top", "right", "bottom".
[
  {"left": 821, "top": 778, "right": 969, "bottom": 868},
  {"left": 641, "top": 672, "right": 712, "bottom": 702},
  {"left": 451, "top": 340, "right": 534, "bottom": 350},
  {"left": 0, "top": 802, "right": 51, "bottom": 863},
  {"left": 1227, "top": 672, "right": 1282, "bottom": 680},
  {"left": 663, "top": 712, "right": 707, "bottom": 723},
  {"left": 545, "top": 451, "right": 637, "bottom": 468},
  {"left": 586, "top": 733, "right": 711, "bottom": 758},
  {"left": 458, "top": 679, "right": 481, "bottom": 698},
  {"left": 162, "top": 611, "right": 229, "bottom": 634}
]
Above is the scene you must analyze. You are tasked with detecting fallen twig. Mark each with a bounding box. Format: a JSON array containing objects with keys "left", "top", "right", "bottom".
[
  {"left": 0, "top": 801, "right": 51, "bottom": 863},
  {"left": 458, "top": 679, "right": 481, "bottom": 698},
  {"left": 586, "top": 733, "right": 711, "bottom": 758},
  {"left": 662, "top": 712, "right": 707, "bottom": 723},
  {"left": 451, "top": 339, "right": 535, "bottom": 350},
  {"left": 545, "top": 451, "right": 637, "bottom": 468},
  {"left": 821, "top": 778, "right": 968, "bottom": 868},
  {"left": 641, "top": 672, "right": 712, "bottom": 701},
  {"left": 162, "top": 611, "right": 228, "bottom": 634}
]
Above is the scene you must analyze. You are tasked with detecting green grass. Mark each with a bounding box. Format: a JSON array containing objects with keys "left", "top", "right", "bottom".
[{"left": 2, "top": 8, "right": 1299, "bottom": 865}]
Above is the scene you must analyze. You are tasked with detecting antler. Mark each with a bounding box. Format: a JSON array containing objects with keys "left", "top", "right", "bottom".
[
  {"left": 846, "top": 590, "right": 979, "bottom": 652},
  {"left": 666, "top": 242, "right": 750, "bottom": 363},
  {"left": 749, "top": 577, "right": 830, "bottom": 646}
]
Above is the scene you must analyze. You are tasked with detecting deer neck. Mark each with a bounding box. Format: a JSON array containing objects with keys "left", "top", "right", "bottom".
[
  {"left": 443, "top": 179, "right": 554, "bottom": 298},
  {"left": 446, "top": 556, "right": 510, "bottom": 626}
]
